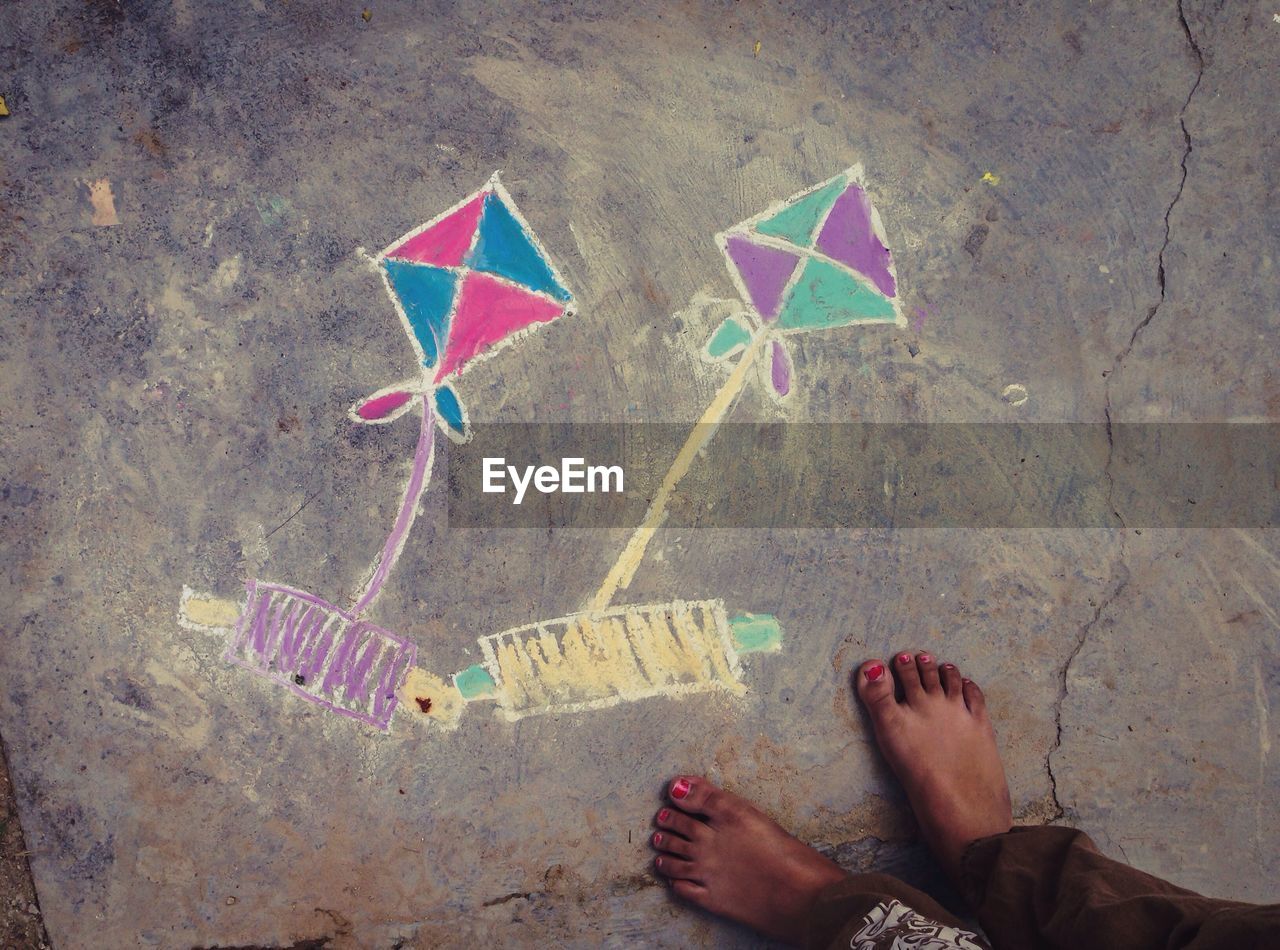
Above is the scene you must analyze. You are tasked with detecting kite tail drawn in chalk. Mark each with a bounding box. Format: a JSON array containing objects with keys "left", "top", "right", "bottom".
[{"left": 180, "top": 165, "right": 902, "bottom": 734}]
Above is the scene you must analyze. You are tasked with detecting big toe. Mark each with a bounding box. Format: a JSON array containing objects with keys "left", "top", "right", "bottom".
[
  {"left": 667, "top": 775, "right": 739, "bottom": 821},
  {"left": 855, "top": 659, "right": 898, "bottom": 722}
]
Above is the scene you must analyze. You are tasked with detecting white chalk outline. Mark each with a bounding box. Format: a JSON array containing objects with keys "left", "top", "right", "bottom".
[
  {"left": 346, "top": 378, "right": 472, "bottom": 443},
  {"left": 699, "top": 312, "right": 755, "bottom": 364},
  {"left": 346, "top": 378, "right": 423, "bottom": 425}
]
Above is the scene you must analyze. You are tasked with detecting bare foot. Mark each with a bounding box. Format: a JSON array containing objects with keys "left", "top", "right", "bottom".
[
  {"left": 650, "top": 776, "right": 848, "bottom": 944},
  {"left": 855, "top": 651, "right": 1012, "bottom": 882}
]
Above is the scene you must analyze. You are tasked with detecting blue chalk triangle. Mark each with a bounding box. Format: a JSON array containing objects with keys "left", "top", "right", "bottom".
[
  {"left": 433, "top": 383, "right": 468, "bottom": 440},
  {"left": 382, "top": 259, "right": 457, "bottom": 368},
  {"left": 466, "top": 192, "right": 570, "bottom": 301}
]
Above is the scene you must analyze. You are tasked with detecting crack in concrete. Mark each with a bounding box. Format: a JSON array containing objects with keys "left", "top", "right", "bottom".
[
  {"left": 1045, "top": 565, "right": 1132, "bottom": 820},
  {"left": 1102, "top": 1, "right": 1205, "bottom": 520},
  {"left": 1103, "top": 403, "right": 1125, "bottom": 528},
  {"left": 482, "top": 890, "right": 533, "bottom": 907},
  {"left": 1113, "top": 0, "right": 1204, "bottom": 368}
]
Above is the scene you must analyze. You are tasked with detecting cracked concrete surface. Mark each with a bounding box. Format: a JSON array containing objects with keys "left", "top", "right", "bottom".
[
  {"left": 1, "top": 1, "right": 1277, "bottom": 946},
  {"left": 1108, "top": 0, "right": 1205, "bottom": 380},
  {"left": 1045, "top": 561, "right": 1132, "bottom": 822}
]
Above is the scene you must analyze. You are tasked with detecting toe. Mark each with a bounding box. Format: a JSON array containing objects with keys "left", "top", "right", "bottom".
[
  {"left": 667, "top": 775, "right": 731, "bottom": 820},
  {"left": 656, "top": 806, "right": 706, "bottom": 842},
  {"left": 962, "top": 677, "right": 987, "bottom": 717},
  {"left": 916, "top": 652, "right": 941, "bottom": 693},
  {"left": 855, "top": 659, "right": 898, "bottom": 719},
  {"left": 894, "top": 650, "right": 924, "bottom": 702},
  {"left": 651, "top": 830, "right": 694, "bottom": 858},
  {"left": 654, "top": 853, "right": 700, "bottom": 881},
  {"left": 940, "top": 662, "right": 964, "bottom": 699}
]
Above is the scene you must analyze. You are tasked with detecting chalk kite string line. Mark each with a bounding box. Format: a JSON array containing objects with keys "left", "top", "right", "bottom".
[
  {"left": 350, "top": 393, "right": 435, "bottom": 616},
  {"left": 587, "top": 332, "right": 764, "bottom": 611}
]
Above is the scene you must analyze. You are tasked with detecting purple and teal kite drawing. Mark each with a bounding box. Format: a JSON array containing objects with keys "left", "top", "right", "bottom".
[
  {"left": 220, "top": 173, "right": 575, "bottom": 729},
  {"left": 704, "top": 164, "right": 904, "bottom": 400},
  {"left": 590, "top": 164, "right": 903, "bottom": 608}
]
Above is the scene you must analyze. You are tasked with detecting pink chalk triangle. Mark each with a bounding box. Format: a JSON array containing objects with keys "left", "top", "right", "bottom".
[
  {"left": 435, "top": 271, "right": 566, "bottom": 380},
  {"left": 385, "top": 192, "right": 486, "bottom": 268}
]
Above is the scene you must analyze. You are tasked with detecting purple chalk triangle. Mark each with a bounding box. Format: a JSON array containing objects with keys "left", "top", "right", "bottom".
[
  {"left": 725, "top": 235, "right": 801, "bottom": 320},
  {"left": 770, "top": 340, "right": 792, "bottom": 398},
  {"left": 815, "top": 184, "right": 896, "bottom": 298}
]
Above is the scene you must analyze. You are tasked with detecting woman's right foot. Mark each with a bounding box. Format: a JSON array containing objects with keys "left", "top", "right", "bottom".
[
  {"left": 650, "top": 776, "right": 848, "bottom": 943},
  {"left": 854, "top": 652, "right": 1013, "bottom": 883}
]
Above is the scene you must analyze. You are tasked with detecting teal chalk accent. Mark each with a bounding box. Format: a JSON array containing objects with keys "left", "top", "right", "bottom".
[
  {"left": 728, "top": 613, "right": 783, "bottom": 653},
  {"left": 705, "top": 315, "right": 751, "bottom": 359},
  {"left": 382, "top": 259, "right": 456, "bottom": 367},
  {"left": 454, "top": 664, "right": 497, "bottom": 699},
  {"left": 755, "top": 176, "right": 846, "bottom": 247},
  {"left": 776, "top": 256, "right": 896, "bottom": 330},
  {"left": 434, "top": 383, "right": 467, "bottom": 437},
  {"left": 467, "top": 192, "right": 571, "bottom": 301}
]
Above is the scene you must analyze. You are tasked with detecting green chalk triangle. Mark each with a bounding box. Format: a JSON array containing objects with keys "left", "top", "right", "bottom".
[
  {"left": 705, "top": 315, "right": 752, "bottom": 359},
  {"left": 776, "top": 256, "right": 896, "bottom": 330},
  {"left": 754, "top": 176, "right": 847, "bottom": 247}
]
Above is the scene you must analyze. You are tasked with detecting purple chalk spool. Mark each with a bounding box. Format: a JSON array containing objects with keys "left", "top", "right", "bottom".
[{"left": 224, "top": 580, "right": 417, "bottom": 730}]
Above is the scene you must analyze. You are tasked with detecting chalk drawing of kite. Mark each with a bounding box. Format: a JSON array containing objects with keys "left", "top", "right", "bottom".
[
  {"left": 588, "top": 165, "right": 904, "bottom": 611},
  {"left": 180, "top": 165, "right": 902, "bottom": 734},
  {"left": 707, "top": 165, "right": 903, "bottom": 399},
  {"left": 422, "top": 166, "right": 904, "bottom": 727},
  {"left": 181, "top": 173, "right": 575, "bottom": 730}
]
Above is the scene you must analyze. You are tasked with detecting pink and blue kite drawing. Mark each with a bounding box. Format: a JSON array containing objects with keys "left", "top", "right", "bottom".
[{"left": 220, "top": 173, "right": 575, "bottom": 729}]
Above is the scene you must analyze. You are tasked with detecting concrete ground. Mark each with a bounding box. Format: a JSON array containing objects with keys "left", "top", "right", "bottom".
[{"left": 1, "top": 1, "right": 1277, "bottom": 947}]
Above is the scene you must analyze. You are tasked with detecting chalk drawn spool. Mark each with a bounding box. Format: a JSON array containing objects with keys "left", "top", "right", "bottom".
[
  {"left": 455, "top": 601, "right": 781, "bottom": 721},
  {"left": 223, "top": 580, "right": 418, "bottom": 730}
]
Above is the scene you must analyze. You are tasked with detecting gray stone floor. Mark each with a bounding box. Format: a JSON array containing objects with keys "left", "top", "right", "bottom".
[{"left": 1, "top": 1, "right": 1277, "bottom": 947}]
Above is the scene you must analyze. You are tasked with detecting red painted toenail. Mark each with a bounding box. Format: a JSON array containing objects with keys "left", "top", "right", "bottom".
[
  {"left": 898, "top": 652, "right": 912, "bottom": 665},
  {"left": 942, "top": 663, "right": 956, "bottom": 670},
  {"left": 865, "top": 663, "right": 885, "bottom": 682},
  {"left": 655, "top": 856, "right": 663, "bottom": 868},
  {"left": 653, "top": 833, "right": 663, "bottom": 845},
  {"left": 658, "top": 809, "right": 670, "bottom": 822},
  {"left": 919, "top": 654, "right": 933, "bottom": 664},
  {"left": 671, "top": 778, "right": 691, "bottom": 800}
]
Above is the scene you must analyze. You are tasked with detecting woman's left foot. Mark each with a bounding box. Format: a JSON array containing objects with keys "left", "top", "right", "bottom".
[{"left": 651, "top": 775, "right": 848, "bottom": 943}]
